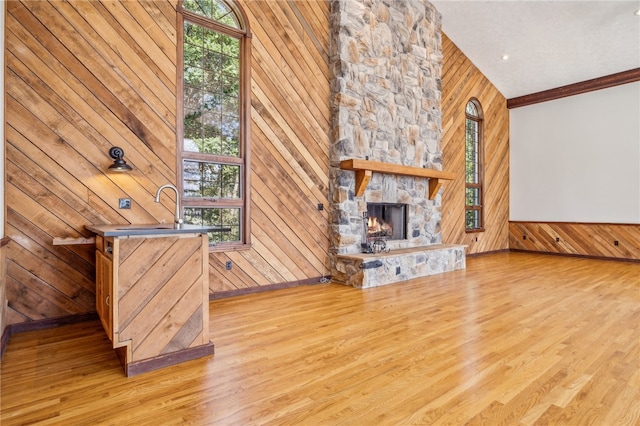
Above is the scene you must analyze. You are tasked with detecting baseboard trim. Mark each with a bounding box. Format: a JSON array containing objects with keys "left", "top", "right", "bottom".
[
  {"left": 8, "top": 312, "right": 99, "bottom": 335},
  {"left": 509, "top": 249, "right": 640, "bottom": 263},
  {"left": 1, "top": 312, "right": 99, "bottom": 360},
  {"left": 209, "top": 275, "right": 330, "bottom": 300},
  {"left": 123, "top": 342, "right": 215, "bottom": 377},
  {"left": 1, "top": 327, "right": 10, "bottom": 360},
  {"left": 466, "top": 249, "right": 510, "bottom": 257}
]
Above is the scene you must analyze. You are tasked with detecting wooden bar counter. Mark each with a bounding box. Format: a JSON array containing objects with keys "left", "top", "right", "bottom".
[{"left": 86, "top": 224, "right": 220, "bottom": 376}]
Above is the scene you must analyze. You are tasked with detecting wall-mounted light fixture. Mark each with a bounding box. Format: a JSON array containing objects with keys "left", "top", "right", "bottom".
[{"left": 108, "top": 147, "right": 132, "bottom": 172}]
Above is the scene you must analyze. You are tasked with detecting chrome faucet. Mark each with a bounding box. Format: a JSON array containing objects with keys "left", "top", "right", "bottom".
[{"left": 154, "top": 184, "right": 183, "bottom": 227}]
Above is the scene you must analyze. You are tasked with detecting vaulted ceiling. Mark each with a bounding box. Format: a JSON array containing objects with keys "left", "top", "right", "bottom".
[{"left": 431, "top": 1, "right": 640, "bottom": 99}]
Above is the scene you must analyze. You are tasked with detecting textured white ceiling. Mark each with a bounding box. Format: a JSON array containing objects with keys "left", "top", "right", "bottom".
[{"left": 430, "top": 0, "right": 640, "bottom": 99}]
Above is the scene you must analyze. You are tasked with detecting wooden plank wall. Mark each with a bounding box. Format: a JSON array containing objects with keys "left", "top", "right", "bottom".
[
  {"left": 509, "top": 222, "right": 640, "bottom": 261},
  {"left": 0, "top": 242, "right": 7, "bottom": 341},
  {"left": 4, "top": 0, "right": 330, "bottom": 325},
  {"left": 208, "top": 0, "right": 331, "bottom": 293},
  {"left": 440, "top": 34, "right": 510, "bottom": 253}
]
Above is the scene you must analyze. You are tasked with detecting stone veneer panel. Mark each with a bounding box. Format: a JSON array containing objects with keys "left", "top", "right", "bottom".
[
  {"left": 329, "top": 0, "right": 443, "bottom": 250},
  {"left": 328, "top": 0, "right": 462, "bottom": 287}
]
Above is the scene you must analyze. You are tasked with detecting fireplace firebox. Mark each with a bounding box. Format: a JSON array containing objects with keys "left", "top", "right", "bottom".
[{"left": 362, "top": 203, "right": 407, "bottom": 253}]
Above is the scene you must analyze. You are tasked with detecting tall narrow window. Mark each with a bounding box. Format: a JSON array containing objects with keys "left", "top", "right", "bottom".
[
  {"left": 465, "top": 99, "right": 484, "bottom": 231},
  {"left": 179, "top": 0, "right": 251, "bottom": 249}
]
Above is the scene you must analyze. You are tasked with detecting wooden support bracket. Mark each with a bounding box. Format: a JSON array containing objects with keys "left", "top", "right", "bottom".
[
  {"left": 354, "top": 169, "right": 372, "bottom": 197},
  {"left": 428, "top": 179, "right": 443, "bottom": 200}
]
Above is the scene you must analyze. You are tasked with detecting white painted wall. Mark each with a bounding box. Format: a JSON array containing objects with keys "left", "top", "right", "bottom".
[{"left": 510, "top": 82, "right": 640, "bottom": 224}]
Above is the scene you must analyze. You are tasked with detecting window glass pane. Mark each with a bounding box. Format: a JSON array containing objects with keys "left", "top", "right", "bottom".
[
  {"left": 465, "top": 118, "right": 475, "bottom": 134},
  {"left": 466, "top": 210, "right": 481, "bottom": 230},
  {"left": 466, "top": 101, "right": 477, "bottom": 116},
  {"left": 202, "top": 28, "right": 223, "bottom": 53},
  {"left": 221, "top": 116, "right": 239, "bottom": 156},
  {"left": 217, "top": 12, "right": 240, "bottom": 30},
  {"left": 466, "top": 160, "right": 477, "bottom": 183},
  {"left": 183, "top": 0, "right": 240, "bottom": 29},
  {"left": 223, "top": 41, "right": 239, "bottom": 59},
  {"left": 183, "top": 25, "right": 240, "bottom": 158},
  {"left": 183, "top": 207, "right": 241, "bottom": 244},
  {"left": 221, "top": 164, "right": 240, "bottom": 197},
  {"left": 184, "top": 21, "right": 203, "bottom": 47},
  {"left": 183, "top": 160, "right": 241, "bottom": 199},
  {"left": 204, "top": 69, "right": 221, "bottom": 93},
  {"left": 184, "top": 108, "right": 202, "bottom": 143},
  {"left": 465, "top": 187, "right": 481, "bottom": 206},
  {"left": 184, "top": 66, "right": 205, "bottom": 91},
  {"left": 465, "top": 122, "right": 480, "bottom": 192},
  {"left": 183, "top": 161, "right": 221, "bottom": 198},
  {"left": 221, "top": 95, "right": 239, "bottom": 116},
  {"left": 203, "top": 50, "right": 221, "bottom": 71}
]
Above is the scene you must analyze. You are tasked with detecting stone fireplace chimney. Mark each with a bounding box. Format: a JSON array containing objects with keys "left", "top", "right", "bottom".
[{"left": 328, "top": 0, "right": 465, "bottom": 287}]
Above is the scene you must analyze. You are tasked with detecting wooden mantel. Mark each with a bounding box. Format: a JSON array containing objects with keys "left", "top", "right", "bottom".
[{"left": 340, "top": 159, "right": 456, "bottom": 199}]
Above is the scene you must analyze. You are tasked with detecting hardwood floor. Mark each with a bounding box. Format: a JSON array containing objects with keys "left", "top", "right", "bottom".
[{"left": 1, "top": 252, "right": 639, "bottom": 425}]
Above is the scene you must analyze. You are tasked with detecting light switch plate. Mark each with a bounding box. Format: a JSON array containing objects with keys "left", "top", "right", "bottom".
[{"left": 119, "top": 198, "right": 131, "bottom": 209}]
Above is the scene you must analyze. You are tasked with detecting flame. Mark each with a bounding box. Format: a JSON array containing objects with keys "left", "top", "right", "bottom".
[{"left": 367, "top": 216, "right": 392, "bottom": 236}]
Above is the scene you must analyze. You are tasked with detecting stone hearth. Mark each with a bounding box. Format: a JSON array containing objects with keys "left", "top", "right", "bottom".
[
  {"left": 328, "top": 0, "right": 465, "bottom": 287},
  {"left": 334, "top": 245, "right": 466, "bottom": 289}
]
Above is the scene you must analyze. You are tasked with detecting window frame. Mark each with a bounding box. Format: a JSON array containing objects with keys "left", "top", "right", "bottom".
[
  {"left": 177, "top": 0, "right": 252, "bottom": 251},
  {"left": 465, "top": 98, "right": 484, "bottom": 233}
]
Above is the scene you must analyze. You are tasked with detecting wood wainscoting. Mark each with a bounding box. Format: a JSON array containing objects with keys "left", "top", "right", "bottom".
[
  {"left": 440, "top": 34, "right": 510, "bottom": 254},
  {"left": 509, "top": 221, "right": 640, "bottom": 261}
]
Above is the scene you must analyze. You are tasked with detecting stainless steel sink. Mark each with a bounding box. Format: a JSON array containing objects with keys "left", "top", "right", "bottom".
[{"left": 115, "top": 226, "right": 175, "bottom": 230}]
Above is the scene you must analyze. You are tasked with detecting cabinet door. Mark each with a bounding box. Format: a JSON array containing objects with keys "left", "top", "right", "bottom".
[{"left": 96, "top": 250, "right": 114, "bottom": 340}]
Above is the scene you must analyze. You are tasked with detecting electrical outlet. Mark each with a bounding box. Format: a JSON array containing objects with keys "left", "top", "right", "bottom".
[
  {"left": 556, "top": 237, "right": 560, "bottom": 242},
  {"left": 523, "top": 235, "right": 527, "bottom": 240},
  {"left": 395, "top": 266, "right": 401, "bottom": 275},
  {"left": 119, "top": 198, "right": 131, "bottom": 209},
  {"left": 614, "top": 240, "right": 619, "bottom": 246},
  {"left": 317, "top": 203, "right": 324, "bottom": 211},
  {"left": 225, "top": 260, "right": 232, "bottom": 270}
]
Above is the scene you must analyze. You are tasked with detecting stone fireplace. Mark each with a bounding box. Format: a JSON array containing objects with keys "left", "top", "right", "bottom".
[{"left": 328, "top": 0, "right": 465, "bottom": 288}]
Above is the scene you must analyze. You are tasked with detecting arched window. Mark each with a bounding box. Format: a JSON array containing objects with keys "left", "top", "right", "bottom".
[
  {"left": 465, "top": 98, "right": 484, "bottom": 232},
  {"left": 178, "top": 0, "right": 251, "bottom": 249}
]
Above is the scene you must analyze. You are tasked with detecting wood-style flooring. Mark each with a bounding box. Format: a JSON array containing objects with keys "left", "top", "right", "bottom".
[{"left": 1, "top": 252, "right": 639, "bottom": 425}]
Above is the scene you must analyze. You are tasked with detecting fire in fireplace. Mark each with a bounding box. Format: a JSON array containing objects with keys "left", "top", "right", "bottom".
[
  {"left": 362, "top": 203, "right": 407, "bottom": 253},
  {"left": 367, "top": 216, "right": 393, "bottom": 238}
]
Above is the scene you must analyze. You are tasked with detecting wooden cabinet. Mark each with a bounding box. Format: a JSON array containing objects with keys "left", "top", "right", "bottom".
[
  {"left": 92, "top": 232, "right": 213, "bottom": 376},
  {"left": 95, "top": 246, "right": 113, "bottom": 340}
]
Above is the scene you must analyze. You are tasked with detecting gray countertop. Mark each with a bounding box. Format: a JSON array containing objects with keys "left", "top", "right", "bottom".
[{"left": 85, "top": 223, "right": 231, "bottom": 237}]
